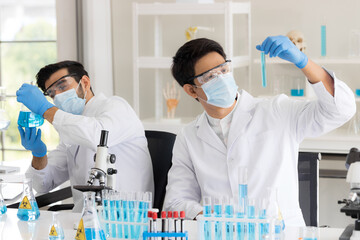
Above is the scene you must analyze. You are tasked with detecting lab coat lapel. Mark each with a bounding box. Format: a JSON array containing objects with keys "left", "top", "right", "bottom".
[
  {"left": 196, "top": 113, "right": 227, "bottom": 154},
  {"left": 227, "top": 91, "right": 254, "bottom": 151}
]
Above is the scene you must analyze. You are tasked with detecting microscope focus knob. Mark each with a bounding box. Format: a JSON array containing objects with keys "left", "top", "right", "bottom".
[
  {"left": 107, "top": 168, "right": 117, "bottom": 175},
  {"left": 109, "top": 154, "right": 116, "bottom": 164}
]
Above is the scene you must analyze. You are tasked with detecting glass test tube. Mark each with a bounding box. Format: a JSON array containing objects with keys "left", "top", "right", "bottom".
[
  {"left": 213, "top": 197, "right": 222, "bottom": 240},
  {"left": 203, "top": 196, "right": 212, "bottom": 240}
]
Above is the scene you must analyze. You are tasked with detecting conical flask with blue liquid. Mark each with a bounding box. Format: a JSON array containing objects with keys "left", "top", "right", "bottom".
[
  {"left": 75, "top": 192, "right": 106, "bottom": 240},
  {"left": 0, "top": 182, "right": 7, "bottom": 215},
  {"left": 17, "top": 82, "right": 44, "bottom": 128},
  {"left": 17, "top": 178, "right": 40, "bottom": 221},
  {"left": 48, "top": 212, "right": 64, "bottom": 240}
]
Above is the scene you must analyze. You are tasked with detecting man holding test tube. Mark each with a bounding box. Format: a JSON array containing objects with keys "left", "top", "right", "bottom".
[{"left": 163, "top": 36, "right": 356, "bottom": 226}]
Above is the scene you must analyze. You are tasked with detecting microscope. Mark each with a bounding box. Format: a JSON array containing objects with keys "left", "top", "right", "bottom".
[
  {"left": 338, "top": 147, "right": 360, "bottom": 240},
  {"left": 74, "top": 130, "right": 117, "bottom": 203}
]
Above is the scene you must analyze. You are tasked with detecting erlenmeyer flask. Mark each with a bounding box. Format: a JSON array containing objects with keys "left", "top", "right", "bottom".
[
  {"left": 17, "top": 82, "right": 44, "bottom": 128},
  {"left": 0, "top": 87, "right": 10, "bottom": 131},
  {"left": 18, "top": 103, "right": 44, "bottom": 128},
  {"left": 75, "top": 192, "right": 106, "bottom": 240},
  {"left": 266, "top": 188, "right": 285, "bottom": 239},
  {"left": 17, "top": 178, "right": 40, "bottom": 221},
  {"left": 0, "top": 182, "right": 7, "bottom": 215},
  {"left": 48, "top": 212, "right": 64, "bottom": 240}
]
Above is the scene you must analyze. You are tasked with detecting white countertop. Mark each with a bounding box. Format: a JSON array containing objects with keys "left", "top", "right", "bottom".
[{"left": 0, "top": 208, "right": 346, "bottom": 240}]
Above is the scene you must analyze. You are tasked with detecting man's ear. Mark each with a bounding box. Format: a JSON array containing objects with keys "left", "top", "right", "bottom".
[
  {"left": 80, "top": 75, "right": 91, "bottom": 92},
  {"left": 183, "top": 84, "right": 197, "bottom": 99}
]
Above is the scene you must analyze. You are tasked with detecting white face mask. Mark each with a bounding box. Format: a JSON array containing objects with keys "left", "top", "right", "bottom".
[
  {"left": 196, "top": 73, "right": 238, "bottom": 108},
  {"left": 54, "top": 81, "right": 87, "bottom": 115}
]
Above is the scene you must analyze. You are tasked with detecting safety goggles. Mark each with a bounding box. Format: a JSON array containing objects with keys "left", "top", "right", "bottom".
[
  {"left": 43, "top": 73, "right": 78, "bottom": 98},
  {"left": 188, "top": 60, "right": 232, "bottom": 85}
]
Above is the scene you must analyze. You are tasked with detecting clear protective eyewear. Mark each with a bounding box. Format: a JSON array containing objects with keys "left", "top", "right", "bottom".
[
  {"left": 189, "top": 60, "right": 232, "bottom": 85},
  {"left": 43, "top": 73, "right": 78, "bottom": 98}
]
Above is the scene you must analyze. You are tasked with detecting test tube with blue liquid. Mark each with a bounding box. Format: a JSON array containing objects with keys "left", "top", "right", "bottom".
[
  {"left": 213, "top": 197, "right": 222, "bottom": 240},
  {"left": 237, "top": 167, "right": 248, "bottom": 240},
  {"left": 109, "top": 191, "right": 117, "bottom": 238},
  {"left": 203, "top": 196, "right": 212, "bottom": 240},
  {"left": 18, "top": 82, "right": 44, "bottom": 128},
  {"left": 115, "top": 192, "right": 123, "bottom": 239},
  {"left": 321, "top": 18, "right": 326, "bottom": 57},
  {"left": 258, "top": 198, "right": 269, "bottom": 240},
  {"left": 247, "top": 199, "right": 256, "bottom": 240},
  {"left": 135, "top": 192, "right": 144, "bottom": 239},
  {"left": 101, "top": 189, "right": 110, "bottom": 237},
  {"left": 224, "top": 196, "right": 234, "bottom": 240},
  {"left": 261, "top": 52, "right": 267, "bottom": 88}
]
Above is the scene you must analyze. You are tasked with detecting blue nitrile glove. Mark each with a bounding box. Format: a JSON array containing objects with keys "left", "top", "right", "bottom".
[
  {"left": 256, "top": 35, "right": 308, "bottom": 69},
  {"left": 16, "top": 83, "right": 54, "bottom": 116},
  {"left": 18, "top": 126, "right": 47, "bottom": 157}
]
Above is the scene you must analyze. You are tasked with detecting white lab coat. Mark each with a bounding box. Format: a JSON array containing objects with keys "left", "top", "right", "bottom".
[
  {"left": 26, "top": 93, "right": 154, "bottom": 212},
  {"left": 164, "top": 72, "right": 356, "bottom": 226}
]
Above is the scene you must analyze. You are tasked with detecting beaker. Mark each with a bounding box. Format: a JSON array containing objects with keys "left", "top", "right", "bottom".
[
  {"left": 17, "top": 103, "right": 44, "bottom": 128},
  {"left": 0, "top": 182, "right": 6, "bottom": 215},
  {"left": 75, "top": 192, "right": 106, "bottom": 240},
  {"left": 17, "top": 178, "right": 40, "bottom": 221},
  {"left": 290, "top": 77, "right": 305, "bottom": 97},
  {"left": 0, "top": 87, "right": 10, "bottom": 131},
  {"left": 48, "top": 212, "right": 64, "bottom": 240}
]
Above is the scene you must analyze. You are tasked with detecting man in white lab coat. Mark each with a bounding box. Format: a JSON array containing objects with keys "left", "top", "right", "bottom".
[
  {"left": 163, "top": 36, "right": 356, "bottom": 226},
  {"left": 16, "top": 61, "right": 154, "bottom": 212}
]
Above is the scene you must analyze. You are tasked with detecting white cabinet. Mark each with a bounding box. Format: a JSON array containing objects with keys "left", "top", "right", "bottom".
[{"left": 132, "top": 2, "right": 251, "bottom": 126}]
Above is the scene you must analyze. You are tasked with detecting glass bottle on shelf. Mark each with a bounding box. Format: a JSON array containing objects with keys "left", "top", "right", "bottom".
[
  {"left": 0, "top": 87, "right": 10, "bottom": 131},
  {"left": 17, "top": 178, "right": 40, "bottom": 221},
  {"left": 75, "top": 192, "right": 106, "bottom": 240}
]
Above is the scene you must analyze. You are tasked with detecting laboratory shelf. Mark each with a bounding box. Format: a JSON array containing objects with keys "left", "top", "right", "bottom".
[
  {"left": 135, "top": 2, "right": 250, "bottom": 15},
  {"left": 137, "top": 56, "right": 250, "bottom": 69}
]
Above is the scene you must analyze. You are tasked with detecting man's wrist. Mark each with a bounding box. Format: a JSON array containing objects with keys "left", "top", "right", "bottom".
[
  {"left": 43, "top": 106, "right": 58, "bottom": 123},
  {"left": 295, "top": 53, "right": 308, "bottom": 69}
]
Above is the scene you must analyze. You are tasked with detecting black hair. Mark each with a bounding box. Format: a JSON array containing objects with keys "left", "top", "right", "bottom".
[
  {"left": 171, "top": 38, "right": 226, "bottom": 87},
  {"left": 36, "top": 60, "right": 90, "bottom": 92}
]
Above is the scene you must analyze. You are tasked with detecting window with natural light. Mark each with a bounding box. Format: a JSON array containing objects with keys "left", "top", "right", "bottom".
[{"left": 0, "top": 0, "right": 59, "bottom": 162}]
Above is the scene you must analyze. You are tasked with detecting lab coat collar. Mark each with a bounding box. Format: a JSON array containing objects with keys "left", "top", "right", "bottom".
[
  {"left": 194, "top": 90, "right": 255, "bottom": 153},
  {"left": 82, "top": 93, "right": 107, "bottom": 116}
]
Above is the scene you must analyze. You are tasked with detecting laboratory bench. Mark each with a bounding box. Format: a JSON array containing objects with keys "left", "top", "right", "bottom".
[{"left": 0, "top": 209, "right": 346, "bottom": 240}]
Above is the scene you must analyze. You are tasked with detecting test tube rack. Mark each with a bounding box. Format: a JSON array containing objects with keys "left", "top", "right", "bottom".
[
  {"left": 143, "top": 231, "right": 188, "bottom": 240},
  {"left": 100, "top": 218, "right": 149, "bottom": 240},
  {"left": 197, "top": 215, "right": 279, "bottom": 240}
]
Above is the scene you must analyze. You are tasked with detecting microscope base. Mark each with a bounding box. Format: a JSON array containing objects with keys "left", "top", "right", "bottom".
[
  {"left": 340, "top": 224, "right": 355, "bottom": 240},
  {"left": 73, "top": 185, "right": 111, "bottom": 192}
]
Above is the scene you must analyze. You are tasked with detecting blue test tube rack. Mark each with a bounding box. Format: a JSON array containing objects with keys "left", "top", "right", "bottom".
[
  {"left": 197, "top": 215, "right": 276, "bottom": 240},
  {"left": 143, "top": 231, "right": 188, "bottom": 240}
]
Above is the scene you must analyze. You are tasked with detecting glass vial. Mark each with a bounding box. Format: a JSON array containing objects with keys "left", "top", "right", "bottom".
[
  {"left": 75, "top": 192, "right": 106, "bottom": 240},
  {"left": 321, "top": 19, "right": 327, "bottom": 57},
  {"left": 48, "top": 212, "right": 64, "bottom": 240},
  {"left": 17, "top": 178, "right": 40, "bottom": 221}
]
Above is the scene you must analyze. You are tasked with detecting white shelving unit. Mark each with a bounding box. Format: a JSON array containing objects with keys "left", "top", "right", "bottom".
[{"left": 132, "top": 2, "right": 251, "bottom": 122}]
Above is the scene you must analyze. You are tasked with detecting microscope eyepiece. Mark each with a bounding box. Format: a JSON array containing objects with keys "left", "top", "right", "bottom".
[{"left": 99, "top": 130, "right": 109, "bottom": 147}]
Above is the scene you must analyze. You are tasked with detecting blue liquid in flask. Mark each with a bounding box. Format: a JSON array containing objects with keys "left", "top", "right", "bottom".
[
  {"left": 17, "top": 200, "right": 40, "bottom": 221},
  {"left": 18, "top": 111, "right": 44, "bottom": 128},
  {"left": 0, "top": 205, "right": 6, "bottom": 215}
]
